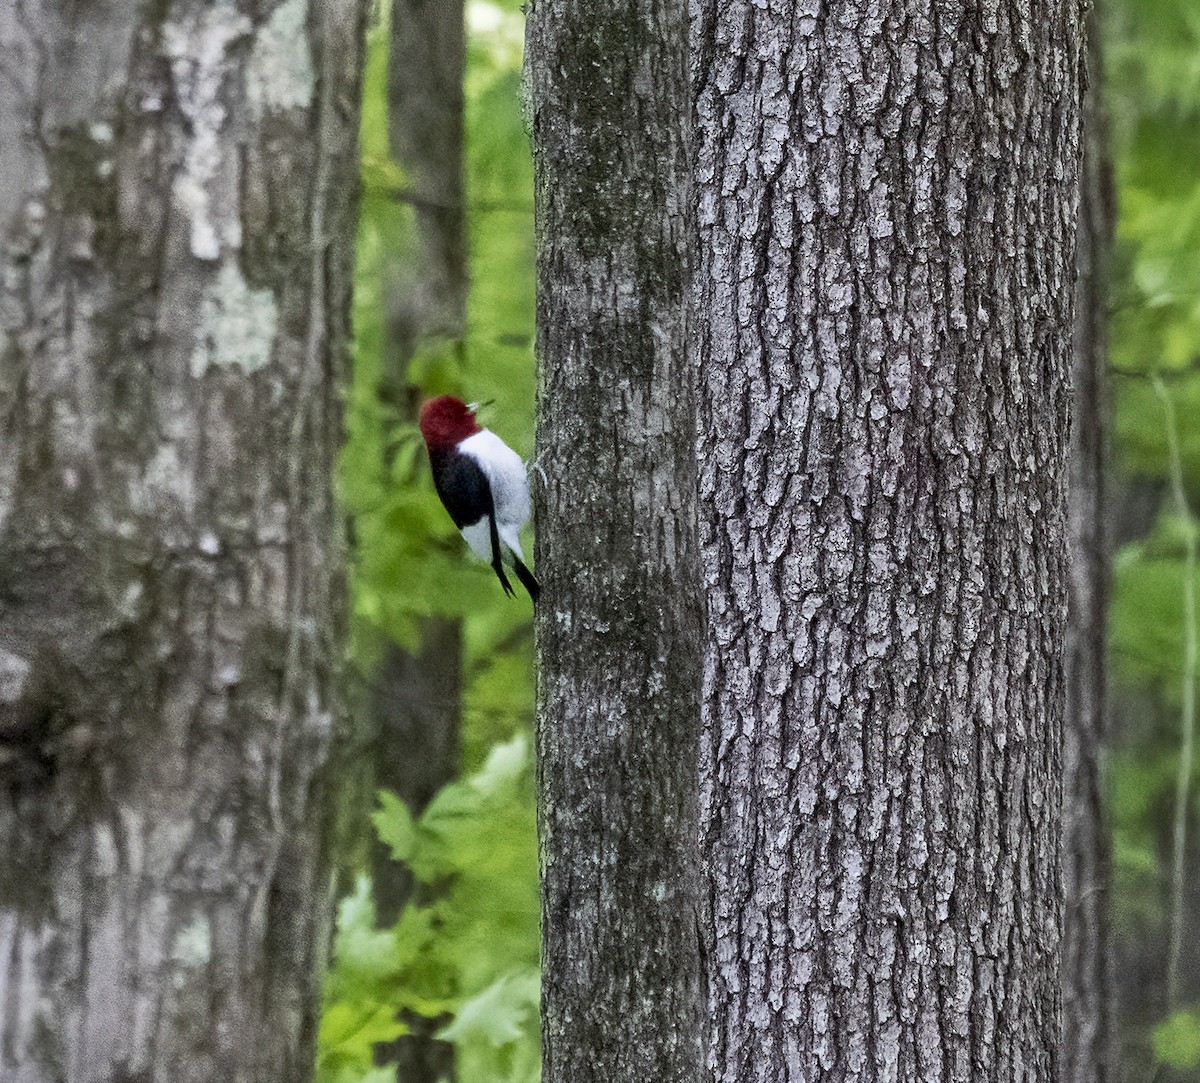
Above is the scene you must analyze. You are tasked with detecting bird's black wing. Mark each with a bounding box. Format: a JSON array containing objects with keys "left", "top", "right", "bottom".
[
  {"left": 429, "top": 447, "right": 490, "bottom": 528},
  {"left": 429, "top": 447, "right": 515, "bottom": 597}
]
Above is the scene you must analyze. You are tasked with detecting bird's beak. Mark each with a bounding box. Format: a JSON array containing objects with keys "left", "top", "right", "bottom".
[{"left": 466, "top": 399, "right": 495, "bottom": 414}]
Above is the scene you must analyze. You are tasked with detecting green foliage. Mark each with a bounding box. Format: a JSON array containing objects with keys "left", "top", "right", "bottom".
[
  {"left": 1154, "top": 1006, "right": 1200, "bottom": 1070},
  {"left": 1105, "top": 1, "right": 1200, "bottom": 1065},
  {"left": 1110, "top": 520, "right": 1200, "bottom": 700},
  {"left": 324, "top": 4, "right": 539, "bottom": 1080},
  {"left": 318, "top": 737, "right": 540, "bottom": 1083},
  {"left": 464, "top": 5, "right": 536, "bottom": 456},
  {"left": 339, "top": 5, "right": 537, "bottom": 666},
  {"left": 1107, "top": 0, "right": 1200, "bottom": 490}
]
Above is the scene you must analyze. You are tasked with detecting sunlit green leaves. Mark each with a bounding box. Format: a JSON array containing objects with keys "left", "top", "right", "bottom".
[
  {"left": 319, "top": 1001, "right": 407, "bottom": 1079},
  {"left": 319, "top": 739, "right": 539, "bottom": 1083},
  {"left": 439, "top": 970, "right": 541, "bottom": 1083},
  {"left": 437, "top": 970, "right": 540, "bottom": 1047},
  {"left": 317, "top": 883, "right": 409, "bottom": 1081}
]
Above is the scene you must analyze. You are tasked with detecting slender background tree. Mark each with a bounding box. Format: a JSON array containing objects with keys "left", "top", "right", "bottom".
[
  {"left": 0, "top": 2, "right": 367, "bottom": 1080},
  {"left": 371, "top": 0, "right": 468, "bottom": 921},
  {"left": 526, "top": 0, "right": 706, "bottom": 1079},
  {"left": 692, "top": 2, "right": 1084, "bottom": 1079},
  {"left": 1062, "top": 14, "right": 1115, "bottom": 1082},
  {"left": 370, "top": 0, "right": 468, "bottom": 1077}
]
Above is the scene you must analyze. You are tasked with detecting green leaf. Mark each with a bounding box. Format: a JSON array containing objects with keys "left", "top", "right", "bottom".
[
  {"left": 318, "top": 1002, "right": 406, "bottom": 1068},
  {"left": 437, "top": 969, "right": 540, "bottom": 1047},
  {"left": 372, "top": 791, "right": 417, "bottom": 864},
  {"left": 355, "top": 1070, "right": 404, "bottom": 1083},
  {"left": 1154, "top": 1006, "right": 1200, "bottom": 1069},
  {"left": 333, "top": 880, "right": 392, "bottom": 970},
  {"left": 1110, "top": 532, "right": 1200, "bottom": 699},
  {"left": 473, "top": 734, "right": 530, "bottom": 795}
]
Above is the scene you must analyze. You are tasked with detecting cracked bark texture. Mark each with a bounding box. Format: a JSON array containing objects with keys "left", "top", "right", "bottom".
[
  {"left": 1062, "top": 15, "right": 1113, "bottom": 1083},
  {"left": 527, "top": 1, "right": 705, "bottom": 1080},
  {"left": 0, "top": 2, "right": 368, "bottom": 1081},
  {"left": 693, "top": 2, "right": 1083, "bottom": 1080}
]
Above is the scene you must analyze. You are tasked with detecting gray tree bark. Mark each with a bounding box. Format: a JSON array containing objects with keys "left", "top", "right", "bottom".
[
  {"left": 1062, "top": 14, "right": 1113, "bottom": 1083},
  {"left": 693, "top": 2, "right": 1084, "bottom": 1080},
  {"left": 526, "top": 1, "right": 706, "bottom": 1080},
  {"left": 369, "top": 9, "right": 467, "bottom": 1083},
  {"left": 0, "top": 2, "right": 368, "bottom": 1081}
]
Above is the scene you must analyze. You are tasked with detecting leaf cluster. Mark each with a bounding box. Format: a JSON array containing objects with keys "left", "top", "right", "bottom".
[{"left": 318, "top": 738, "right": 540, "bottom": 1083}]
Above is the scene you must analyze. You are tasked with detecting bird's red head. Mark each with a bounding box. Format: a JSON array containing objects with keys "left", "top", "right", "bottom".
[{"left": 419, "top": 395, "right": 482, "bottom": 450}]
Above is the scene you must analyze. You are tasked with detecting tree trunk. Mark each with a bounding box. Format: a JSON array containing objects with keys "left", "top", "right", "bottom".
[
  {"left": 370, "top": 0, "right": 467, "bottom": 930},
  {"left": 369, "top": 3, "right": 467, "bottom": 1077},
  {"left": 369, "top": 623, "right": 461, "bottom": 1083},
  {"left": 384, "top": 0, "right": 468, "bottom": 378},
  {"left": 0, "top": 3, "right": 367, "bottom": 1081},
  {"left": 526, "top": 1, "right": 705, "bottom": 1080},
  {"left": 1061, "top": 14, "right": 1114, "bottom": 1083},
  {"left": 692, "top": 2, "right": 1083, "bottom": 1080}
]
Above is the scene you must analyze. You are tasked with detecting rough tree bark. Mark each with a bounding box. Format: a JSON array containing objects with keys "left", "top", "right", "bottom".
[
  {"left": 0, "top": 3, "right": 367, "bottom": 1081},
  {"left": 526, "top": 1, "right": 705, "bottom": 1080},
  {"left": 369, "top": 1, "right": 467, "bottom": 1079},
  {"left": 693, "top": 2, "right": 1083, "bottom": 1080},
  {"left": 1062, "top": 14, "right": 1114, "bottom": 1083}
]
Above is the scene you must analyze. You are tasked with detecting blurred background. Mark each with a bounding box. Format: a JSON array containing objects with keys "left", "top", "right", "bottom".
[{"left": 318, "top": 1, "right": 1200, "bottom": 1080}]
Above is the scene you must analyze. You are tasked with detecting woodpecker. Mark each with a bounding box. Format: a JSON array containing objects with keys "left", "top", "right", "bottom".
[{"left": 418, "top": 395, "right": 540, "bottom": 602}]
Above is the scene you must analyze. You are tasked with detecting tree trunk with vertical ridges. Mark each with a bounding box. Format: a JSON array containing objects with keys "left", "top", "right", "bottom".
[
  {"left": 527, "top": 0, "right": 705, "bottom": 1079},
  {"left": 0, "top": 2, "right": 368, "bottom": 1080},
  {"left": 692, "top": 1, "right": 1084, "bottom": 1079}
]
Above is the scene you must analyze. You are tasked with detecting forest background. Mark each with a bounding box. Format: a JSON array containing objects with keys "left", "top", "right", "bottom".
[{"left": 318, "top": 1, "right": 1200, "bottom": 1081}]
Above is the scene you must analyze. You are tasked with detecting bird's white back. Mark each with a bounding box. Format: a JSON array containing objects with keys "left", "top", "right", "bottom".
[{"left": 458, "top": 428, "right": 531, "bottom": 558}]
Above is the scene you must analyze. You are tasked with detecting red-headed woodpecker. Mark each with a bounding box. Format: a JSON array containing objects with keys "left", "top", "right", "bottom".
[{"left": 419, "top": 395, "right": 540, "bottom": 602}]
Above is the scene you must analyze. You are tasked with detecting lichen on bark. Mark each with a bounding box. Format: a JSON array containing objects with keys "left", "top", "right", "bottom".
[{"left": 0, "top": 2, "right": 370, "bottom": 1080}]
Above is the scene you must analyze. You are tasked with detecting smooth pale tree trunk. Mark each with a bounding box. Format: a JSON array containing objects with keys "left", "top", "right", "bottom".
[
  {"left": 0, "top": 3, "right": 367, "bottom": 1081},
  {"left": 693, "top": 2, "right": 1083, "bottom": 1080},
  {"left": 1062, "top": 15, "right": 1114, "bottom": 1083},
  {"left": 526, "top": 1, "right": 705, "bottom": 1080},
  {"left": 369, "top": 4, "right": 467, "bottom": 1080}
]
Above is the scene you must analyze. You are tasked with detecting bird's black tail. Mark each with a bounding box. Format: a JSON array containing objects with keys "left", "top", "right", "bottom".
[
  {"left": 486, "top": 512, "right": 515, "bottom": 597},
  {"left": 512, "top": 557, "right": 541, "bottom": 604}
]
